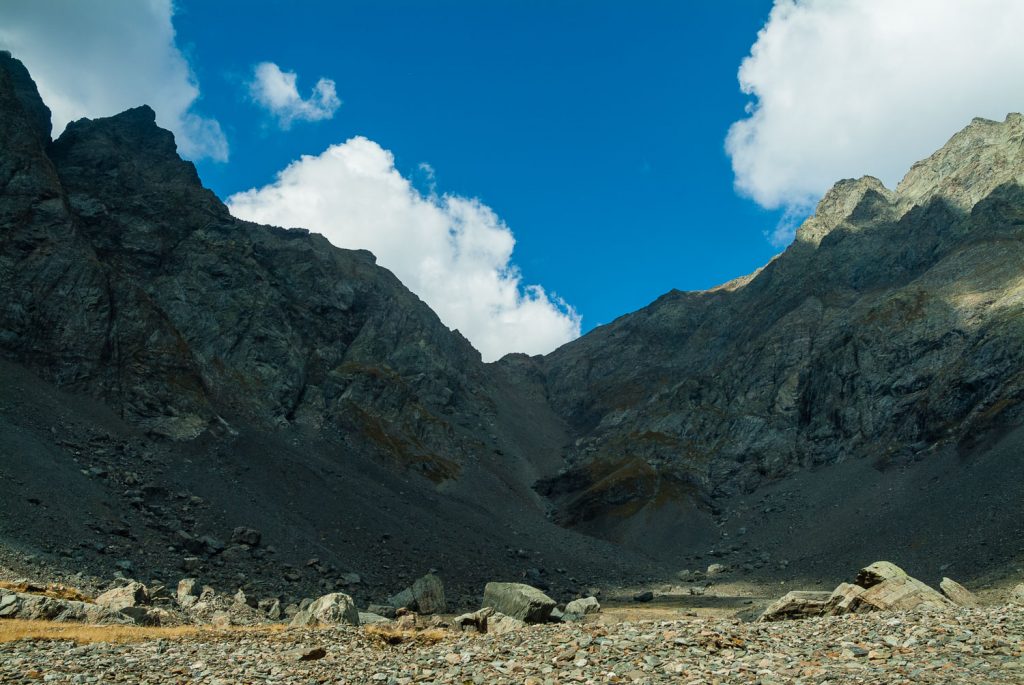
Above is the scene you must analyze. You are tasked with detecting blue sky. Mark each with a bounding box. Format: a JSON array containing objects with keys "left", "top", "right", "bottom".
[
  {"left": 175, "top": 0, "right": 779, "bottom": 332},
  {"left": 3, "top": 1, "right": 1022, "bottom": 359}
]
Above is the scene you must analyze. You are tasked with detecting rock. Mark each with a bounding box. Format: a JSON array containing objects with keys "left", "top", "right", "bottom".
[
  {"left": 706, "top": 563, "right": 727, "bottom": 576},
  {"left": 758, "top": 591, "right": 833, "bottom": 622},
  {"left": 1009, "top": 584, "right": 1024, "bottom": 605},
  {"left": 95, "top": 582, "right": 149, "bottom": 611},
  {"left": 825, "top": 562, "right": 953, "bottom": 615},
  {"left": 221, "top": 545, "right": 251, "bottom": 562},
  {"left": 181, "top": 557, "right": 202, "bottom": 572},
  {"left": 119, "top": 606, "right": 160, "bottom": 626},
  {"left": 340, "top": 572, "right": 361, "bottom": 585},
  {"left": 367, "top": 603, "right": 397, "bottom": 619},
  {"left": 177, "top": 578, "right": 201, "bottom": 607},
  {"left": 287, "top": 646, "right": 326, "bottom": 661},
  {"left": 289, "top": 592, "right": 360, "bottom": 627},
  {"left": 488, "top": 612, "right": 526, "bottom": 635},
  {"left": 231, "top": 527, "right": 261, "bottom": 547},
  {"left": 387, "top": 573, "right": 446, "bottom": 614},
  {"left": 454, "top": 607, "right": 494, "bottom": 632},
  {"left": 564, "top": 596, "right": 601, "bottom": 615},
  {"left": 482, "top": 582, "right": 556, "bottom": 623},
  {"left": 940, "top": 578, "right": 980, "bottom": 607},
  {"left": 198, "top": 535, "right": 225, "bottom": 555},
  {"left": 633, "top": 591, "right": 654, "bottom": 603},
  {"left": 358, "top": 612, "right": 391, "bottom": 625},
  {"left": 233, "top": 588, "right": 257, "bottom": 608},
  {"left": 0, "top": 591, "right": 131, "bottom": 624},
  {"left": 210, "top": 611, "right": 232, "bottom": 628}
]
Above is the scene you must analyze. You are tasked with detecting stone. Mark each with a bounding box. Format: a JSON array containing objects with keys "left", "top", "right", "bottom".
[
  {"left": 289, "top": 592, "right": 360, "bottom": 627},
  {"left": 367, "top": 603, "right": 397, "bottom": 619},
  {"left": 454, "top": 607, "right": 494, "bottom": 632},
  {"left": 706, "top": 563, "right": 727, "bottom": 576},
  {"left": 358, "top": 612, "right": 392, "bottom": 625},
  {"left": 633, "top": 591, "right": 654, "bottom": 603},
  {"left": 758, "top": 591, "right": 833, "bottom": 622},
  {"left": 95, "top": 582, "right": 149, "bottom": 611},
  {"left": 482, "top": 582, "right": 556, "bottom": 623},
  {"left": 825, "top": 562, "right": 953, "bottom": 615},
  {"left": 488, "top": 612, "right": 526, "bottom": 635},
  {"left": 231, "top": 527, "right": 262, "bottom": 546},
  {"left": 0, "top": 592, "right": 130, "bottom": 624},
  {"left": 287, "top": 646, "right": 326, "bottom": 661},
  {"left": 221, "top": 545, "right": 251, "bottom": 562},
  {"left": 564, "top": 596, "right": 601, "bottom": 615},
  {"left": 387, "top": 573, "right": 446, "bottom": 614},
  {"left": 1010, "top": 584, "right": 1024, "bottom": 605},
  {"left": 177, "top": 578, "right": 201, "bottom": 607},
  {"left": 940, "top": 578, "right": 980, "bottom": 607},
  {"left": 210, "top": 611, "right": 232, "bottom": 628}
]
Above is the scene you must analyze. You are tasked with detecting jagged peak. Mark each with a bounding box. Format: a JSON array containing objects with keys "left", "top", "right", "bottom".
[
  {"left": 896, "top": 112, "right": 1024, "bottom": 210},
  {"left": 0, "top": 50, "right": 52, "bottom": 145},
  {"left": 795, "top": 175, "right": 897, "bottom": 245}
]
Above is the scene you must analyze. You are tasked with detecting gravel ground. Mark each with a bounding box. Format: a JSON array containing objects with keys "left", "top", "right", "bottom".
[{"left": 2, "top": 606, "right": 1021, "bottom": 684}]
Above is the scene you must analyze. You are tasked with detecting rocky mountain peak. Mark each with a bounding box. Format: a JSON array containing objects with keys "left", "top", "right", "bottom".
[
  {"left": 896, "top": 112, "right": 1024, "bottom": 210},
  {"left": 0, "top": 51, "right": 51, "bottom": 146},
  {"left": 795, "top": 175, "right": 898, "bottom": 245}
]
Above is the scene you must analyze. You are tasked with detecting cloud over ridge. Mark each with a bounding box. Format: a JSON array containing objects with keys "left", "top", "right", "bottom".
[
  {"left": 0, "top": 0, "right": 228, "bottom": 161},
  {"left": 249, "top": 62, "right": 341, "bottom": 128},
  {"left": 727, "top": 0, "right": 1024, "bottom": 244},
  {"left": 227, "top": 137, "right": 581, "bottom": 361}
]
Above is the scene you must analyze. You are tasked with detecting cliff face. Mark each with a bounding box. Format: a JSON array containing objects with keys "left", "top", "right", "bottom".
[{"left": 534, "top": 114, "right": 1024, "bottom": 540}]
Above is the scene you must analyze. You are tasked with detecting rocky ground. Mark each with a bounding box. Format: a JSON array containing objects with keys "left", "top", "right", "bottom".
[{"left": 1, "top": 605, "right": 1022, "bottom": 684}]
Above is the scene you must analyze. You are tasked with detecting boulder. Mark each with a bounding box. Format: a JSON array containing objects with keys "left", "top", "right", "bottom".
[
  {"left": 940, "top": 578, "right": 979, "bottom": 607},
  {"left": 482, "top": 582, "right": 556, "bottom": 623},
  {"left": 367, "top": 603, "right": 397, "bottom": 619},
  {"left": 454, "top": 607, "right": 494, "bottom": 632},
  {"left": 0, "top": 591, "right": 130, "bottom": 624},
  {"left": 758, "top": 591, "right": 832, "bottom": 622},
  {"left": 1010, "top": 584, "right": 1024, "bottom": 605},
  {"left": 564, "top": 596, "right": 601, "bottom": 616},
  {"left": 231, "top": 527, "right": 262, "bottom": 547},
  {"left": 706, "top": 563, "right": 727, "bottom": 576},
  {"left": 633, "top": 590, "right": 654, "bottom": 603},
  {"left": 387, "top": 573, "right": 446, "bottom": 614},
  {"left": 488, "top": 612, "right": 526, "bottom": 635},
  {"left": 289, "top": 592, "right": 360, "bottom": 627},
  {"left": 824, "top": 562, "right": 952, "bottom": 615},
  {"left": 358, "top": 611, "right": 392, "bottom": 625},
  {"left": 95, "top": 582, "right": 149, "bottom": 611},
  {"left": 176, "top": 578, "right": 201, "bottom": 607}
]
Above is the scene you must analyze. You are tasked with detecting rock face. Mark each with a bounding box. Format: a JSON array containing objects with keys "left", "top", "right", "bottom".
[
  {"left": 289, "top": 592, "right": 360, "bottom": 627},
  {"left": 481, "top": 582, "right": 556, "bottom": 623},
  {"left": 531, "top": 114, "right": 1024, "bottom": 546}
]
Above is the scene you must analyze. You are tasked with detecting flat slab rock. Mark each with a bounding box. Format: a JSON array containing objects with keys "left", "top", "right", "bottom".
[{"left": 0, "top": 591, "right": 131, "bottom": 624}]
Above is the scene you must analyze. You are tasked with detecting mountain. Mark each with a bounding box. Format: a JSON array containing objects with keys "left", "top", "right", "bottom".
[{"left": 1, "top": 51, "right": 1022, "bottom": 601}]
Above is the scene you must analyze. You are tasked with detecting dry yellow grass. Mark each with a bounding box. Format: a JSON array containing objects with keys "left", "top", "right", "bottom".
[
  {"left": 0, "top": 581, "right": 93, "bottom": 603},
  {"left": 363, "top": 624, "right": 448, "bottom": 646},
  {"left": 0, "top": 620, "right": 290, "bottom": 644}
]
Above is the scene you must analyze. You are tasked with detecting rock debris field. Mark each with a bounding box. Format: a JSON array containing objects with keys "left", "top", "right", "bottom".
[{"left": 1, "top": 606, "right": 1022, "bottom": 685}]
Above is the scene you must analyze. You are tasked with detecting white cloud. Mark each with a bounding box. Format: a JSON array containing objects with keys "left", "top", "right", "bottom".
[
  {"left": 227, "top": 137, "right": 581, "bottom": 361},
  {"left": 249, "top": 62, "right": 340, "bottom": 128},
  {"left": 727, "top": 0, "right": 1024, "bottom": 242},
  {"left": 0, "top": 0, "right": 227, "bottom": 161}
]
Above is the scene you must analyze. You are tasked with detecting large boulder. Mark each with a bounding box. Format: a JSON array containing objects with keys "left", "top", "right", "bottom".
[
  {"left": 0, "top": 591, "right": 131, "bottom": 624},
  {"left": 824, "top": 562, "right": 952, "bottom": 615},
  {"left": 289, "top": 592, "right": 360, "bottom": 627},
  {"left": 176, "top": 578, "right": 201, "bottom": 608},
  {"left": 758, "top": 591, "right": 833, "bottom": 622},
  {"left": 95, "top": 582, "right": 149, "bottom": 611},
  {"left": 482, "top": 582, "right": 555, "bottom": 623},
  {"left": 939, "top": 578, "right": 979, "bottom": 607},
  {"left": 387, "top": 573, "right": 446, "bottom": 614}
]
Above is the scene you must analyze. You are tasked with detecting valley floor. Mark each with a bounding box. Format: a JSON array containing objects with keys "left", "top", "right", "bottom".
[{"left": 2, "top": 606, "right": 1022, "bottom": 684}]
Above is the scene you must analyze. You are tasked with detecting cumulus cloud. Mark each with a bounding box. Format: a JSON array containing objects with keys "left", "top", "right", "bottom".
[
  {"left": 249, "top": 62, "right": 341, "bottom": 128},
  {"left": 727, "top": 0, "right": 1024, "bottom": 243},
  {"left": 0, "top": 0, "right": 227, "bottom": 161},
  {"left": 227, "top": 138, "right": 581, "bottom": 360}
]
